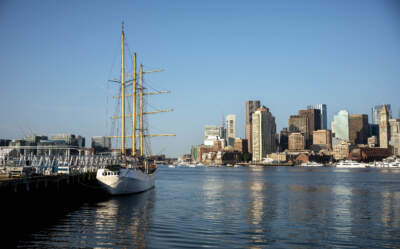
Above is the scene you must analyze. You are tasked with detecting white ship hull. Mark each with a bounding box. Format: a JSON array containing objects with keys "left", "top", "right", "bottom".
[
  {"left": 96, "top": 168, "right": 155, "bottom": 195},
  {"left": 335, "top": 160, "right": 367, "bottom": 168}
]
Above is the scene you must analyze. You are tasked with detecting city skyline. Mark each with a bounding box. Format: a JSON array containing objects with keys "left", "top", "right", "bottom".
[{"left": 1, "top": 1, "right": 399, "bottom": 157}]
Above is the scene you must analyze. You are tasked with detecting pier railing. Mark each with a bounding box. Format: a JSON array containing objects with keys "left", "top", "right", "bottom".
[{"left": 0, "top": 155, "right": 122, "bottom": 177}]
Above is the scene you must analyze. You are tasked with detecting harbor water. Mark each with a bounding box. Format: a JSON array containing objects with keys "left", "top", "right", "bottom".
[{"left": 15, "top": 166, "right": 400, "bottom": 248}]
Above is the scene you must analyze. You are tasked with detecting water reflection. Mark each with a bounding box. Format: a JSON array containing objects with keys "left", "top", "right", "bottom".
[
  {"left": 18, "top": 167, "right": 400, "bottom": 248},
  {"left": 381, "top": 191, "right": 400, "bottom": 230},
  {"left": 95, "top": 190, "right": 155, "bottom": 248},
  {"left": 24, "top": 190, "right": 155, "bottom": 248},
  {"left": 247, "top": 181, "right": 264, "bottom": 225}
]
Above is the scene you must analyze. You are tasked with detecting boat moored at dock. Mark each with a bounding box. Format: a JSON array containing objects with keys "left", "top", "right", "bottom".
[{"left": 95, "top": 23, "right": 174, "bottom": 195}]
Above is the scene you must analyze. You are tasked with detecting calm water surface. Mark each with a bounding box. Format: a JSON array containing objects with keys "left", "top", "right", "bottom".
[{"left": 18, "top": 166, "right": 400, "bottom": 248}]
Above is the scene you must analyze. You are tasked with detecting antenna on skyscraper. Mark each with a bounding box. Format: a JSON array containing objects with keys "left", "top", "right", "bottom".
[{"left": 222, "top": 113, "right": 225, "bottom": 128}]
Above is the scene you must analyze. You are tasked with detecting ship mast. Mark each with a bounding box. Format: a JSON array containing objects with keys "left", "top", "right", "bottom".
[
  {"left": 132, "top": 53, "right": 137, "bottom": 156},
  {"left": 108, "top": 23, "right": 175, "bottom": 155},
  {"left": 140, "top": 64, "right": 144, "bottom": 156},
  {"left": 121, "top": 22, "right": 126, "bottom": 155}
]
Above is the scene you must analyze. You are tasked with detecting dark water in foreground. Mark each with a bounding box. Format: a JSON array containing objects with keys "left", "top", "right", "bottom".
[{"left": 16, "top": 166, "right": 400, "bottom": 248}]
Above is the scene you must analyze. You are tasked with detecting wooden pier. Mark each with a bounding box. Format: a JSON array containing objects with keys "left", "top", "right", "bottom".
[{"left": 0, "top": 172, "right": 102, "bottom": 195}]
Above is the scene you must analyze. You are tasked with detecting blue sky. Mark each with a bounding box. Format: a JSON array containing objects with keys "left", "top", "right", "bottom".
[{"left": 0, "top": 0, "right": 399, "bottom": 157}]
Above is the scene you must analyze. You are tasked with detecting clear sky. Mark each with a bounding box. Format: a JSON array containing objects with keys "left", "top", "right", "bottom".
[{"left": 0, "top": 0, "right": 399, "bottom": 157}]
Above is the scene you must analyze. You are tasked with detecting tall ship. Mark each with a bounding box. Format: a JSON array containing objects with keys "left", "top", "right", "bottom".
[{"left": 96, "top": 23, "right": 174, "bottom": 195}]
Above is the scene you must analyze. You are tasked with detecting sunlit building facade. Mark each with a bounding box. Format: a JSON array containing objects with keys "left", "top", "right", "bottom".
[{"left": 332, "top": 110, "right": 349, "bottom": 142}]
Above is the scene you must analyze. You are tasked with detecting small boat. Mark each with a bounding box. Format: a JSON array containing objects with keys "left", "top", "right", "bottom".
[
  {"left": 300, "top": 161, "right": 324, "bottom": 167},
  {"left": 389, "top": 159, "right": 400, "bottom": 168}
]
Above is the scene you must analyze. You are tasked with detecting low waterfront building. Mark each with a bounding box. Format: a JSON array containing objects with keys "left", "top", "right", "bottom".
[
  {"left": 295, "top": 153, "right": 333, "bottom": 165},
  {"left": 51, "top": 134, "right": 85, "bottom": 147},
  {"left": 9, "top": 139, "right": 35, "bottom": 155},
  {"left": 92, "top": 136, "right": 111, "bottom": 153},
  {"left": 348, "top": 147, "right": 392, "bottom": 162},
  {"left": 288, "top": 133, "right": 305, "bottom": 151},
  {"left": 24, "top": 134, "right": 48, "bottom": 144},
  {"left": 37, "top": 139, "right": 69, "bottom": 156},
  {"left": 198, "top": 146, "right": 214, "bottom": 162},
  {"left": 333, "top": 141, "right": 351, "bottom": 160},
  {"left": 267, "top": 152, "right": 287, "bottom": 162}
]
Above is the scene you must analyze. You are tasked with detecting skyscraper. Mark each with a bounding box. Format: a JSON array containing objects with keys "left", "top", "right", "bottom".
[
  {"left": 288, "top": 108, "right": 320, "bottom": 148},
  {"left": 252, "top": 106, "right": 276, "bottom": 162},
  {"left": 308, "top": 104, "right": 327, "bottom": 129},
  {"left": 245, "top": 100, "right": 261, "bottom": 153},
  {"left": 380, "top": 105, "right": 389, "bottom": 148},
  {"left": 389, "top": 119, "right": 400, "bottom": 155},
  {"left": 279, "top": 128, "right": 289, "bottom": 152},
  {"left": 226, "top": 114, "right": 236, "bottom": 146},
  {"left": 332, "top": 110, "right": 349, "bottom": 142},
  {"left": 348, "top": 114, "right": 369, "bottom": 145},
  {"left": 372, "top": 104, "right": 392, "bottom": 125}
]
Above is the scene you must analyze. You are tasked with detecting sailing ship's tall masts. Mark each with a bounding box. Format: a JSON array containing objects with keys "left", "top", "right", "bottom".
[
  {"left": 132, "top": 53, "right": 137, "bottom": 156},
  {"left": 121, "top": 23, "right": 126, "bottom": 155},
  {"left": 140, "top": 64, "right": 144, "bottom": 156}
]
